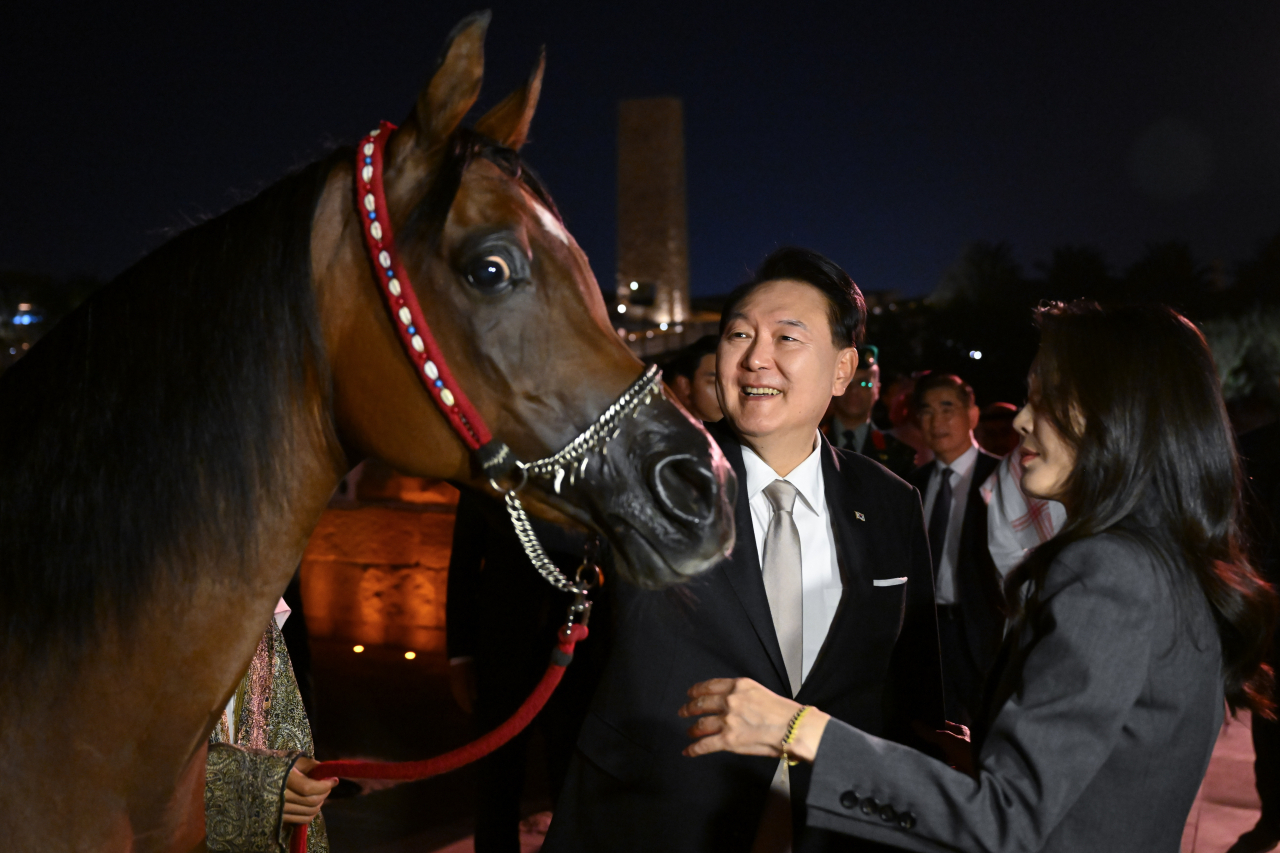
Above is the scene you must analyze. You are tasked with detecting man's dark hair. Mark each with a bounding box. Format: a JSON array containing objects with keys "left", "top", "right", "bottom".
[
  {"left": 911, "top": 372, "right": 975, "bottom": 411},
  {"left": 664, "top": 335, "right": 719, "bottom": 382},
  {"left": 979, "top": 402, "right": 1018, "bottom": 423},
  {"left": 718, "top": 246, "right": 866, "bottom": 348}
]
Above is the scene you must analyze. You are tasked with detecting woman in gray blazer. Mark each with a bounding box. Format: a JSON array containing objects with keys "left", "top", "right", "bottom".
[{"left": 679, "top": 301, "right": 1277, "bottom": 852}]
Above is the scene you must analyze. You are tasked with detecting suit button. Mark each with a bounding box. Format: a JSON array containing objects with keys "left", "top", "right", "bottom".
[
  {"left": 860, "top": 797, "right": 878, "bottom": 816},
  {"left": 839, "top": 790, "right": 859, "bottom": 810},
  {"left": 898, "top": 811, "right": 917, "bottom": 830},
  {"left": 879, "top": 803, "right": 897, "bottom": 822}
]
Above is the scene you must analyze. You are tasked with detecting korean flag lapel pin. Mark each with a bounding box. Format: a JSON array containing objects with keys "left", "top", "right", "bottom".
[{"left": 855, "top": 511, "right": 866, "bottom": 522}]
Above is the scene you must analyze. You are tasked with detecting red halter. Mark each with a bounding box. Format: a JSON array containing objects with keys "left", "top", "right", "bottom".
[{"left": 355, "top": 121, "right": 497, "bottom": 453}]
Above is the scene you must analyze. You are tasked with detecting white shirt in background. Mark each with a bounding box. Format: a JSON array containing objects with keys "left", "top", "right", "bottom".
[{"left": 922, "top": 442, "right": 980, "bottom": 606}]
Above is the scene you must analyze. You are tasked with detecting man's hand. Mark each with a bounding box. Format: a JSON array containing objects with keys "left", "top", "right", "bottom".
[
  {"left": 449, "top": 658, "right": 478, "bottom": 715},
  {"left": 283, "top": 757, "right": 338, "bottom": 826},
  {"left": 677, "top": 677, "right": 830, "bottom": 764},
  {"left": 911, "top": 720, "right": 974, "bottom": 775}
]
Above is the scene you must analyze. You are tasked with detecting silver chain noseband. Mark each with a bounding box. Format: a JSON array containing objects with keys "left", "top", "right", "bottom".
[{"left": 489, "top": 364, "right": 664, "bottom": 594}]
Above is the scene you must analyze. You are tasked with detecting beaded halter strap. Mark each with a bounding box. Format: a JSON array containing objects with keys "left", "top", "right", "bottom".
[{"left": 355, "top": 123, "right": 664, "bottom": 594}]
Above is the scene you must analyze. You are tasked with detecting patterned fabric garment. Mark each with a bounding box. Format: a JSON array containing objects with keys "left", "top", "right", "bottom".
[{"left": 207, "top": 618, "right": 329, "bottom": 853}]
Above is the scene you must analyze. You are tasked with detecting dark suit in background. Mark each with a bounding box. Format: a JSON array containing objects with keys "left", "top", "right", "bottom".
[
  {"left": 447, "top": 489, "right": 611, "bottom": 853},
  {"left": 908, "top": 449, "right": 1004, "bottom": 724},
  {"left": 824, "top": 416, "right": 917, "bottom": 480},
  {"left": 544, "top": 421, "right": 944, "bottom": 853}
]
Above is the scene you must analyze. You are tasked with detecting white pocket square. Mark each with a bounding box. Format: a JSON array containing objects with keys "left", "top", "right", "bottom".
[{"left": 873, "top": 577, "right": 908, "bottom": 587}]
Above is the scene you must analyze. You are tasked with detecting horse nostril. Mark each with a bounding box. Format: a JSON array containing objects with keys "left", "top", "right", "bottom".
[{"left": 649, "top": 454, "right": 718, "bottom": 525}]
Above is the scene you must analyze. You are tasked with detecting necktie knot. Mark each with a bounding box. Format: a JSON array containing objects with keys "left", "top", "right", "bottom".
[
  {"left": 842, "top": 429, "right": 856, "bottom": 450},
  {"left": 763, "top": 479, "right": 799, "bottom": 515}
]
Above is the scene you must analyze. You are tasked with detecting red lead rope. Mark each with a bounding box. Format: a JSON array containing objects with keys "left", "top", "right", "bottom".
[{"left": 289, "top": 623, "right": 588, "bottom": 853}]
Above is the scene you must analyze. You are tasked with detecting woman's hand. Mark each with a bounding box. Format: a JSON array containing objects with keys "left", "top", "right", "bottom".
[
  {"left": 678, "top": 678, "right": 831, "bottom": 763},
  {"left": 282, "top": 756, "right": 338, "bottom": 825}
]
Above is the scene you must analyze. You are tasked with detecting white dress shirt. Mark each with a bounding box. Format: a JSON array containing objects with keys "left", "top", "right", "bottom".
[
  {"left": 921, "top": 442, "right": 979, "bottom": 605},
  {"left": 741, "top": 435, "right": 843, "bottom": 683}
]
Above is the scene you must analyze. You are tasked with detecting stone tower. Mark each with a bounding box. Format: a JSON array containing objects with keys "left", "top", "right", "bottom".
[{"left": 616, "top": 98, "right": 690, "bottom": 325}]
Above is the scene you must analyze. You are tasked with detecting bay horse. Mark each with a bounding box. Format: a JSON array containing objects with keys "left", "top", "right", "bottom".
[{"left": 0, "top": 13, "right": 734, "bottom": 852}]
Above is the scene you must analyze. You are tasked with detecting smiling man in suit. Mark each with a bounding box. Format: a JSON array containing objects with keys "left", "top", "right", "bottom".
[
  {"left": 544, "top": 247, "right": 944, "bottom": 853},
  {"left": 908, "top": 373, "right": 1004, "bottom": 727}
]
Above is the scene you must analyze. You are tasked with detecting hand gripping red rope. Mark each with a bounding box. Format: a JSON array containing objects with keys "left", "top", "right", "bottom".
[{"left": 288, "top": 623, "right": 589, "bottom": 853}]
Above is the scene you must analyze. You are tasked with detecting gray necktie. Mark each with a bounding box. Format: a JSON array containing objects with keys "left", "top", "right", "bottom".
[{"left": 762, "top": 480, "right": 803, "bottom": 696}]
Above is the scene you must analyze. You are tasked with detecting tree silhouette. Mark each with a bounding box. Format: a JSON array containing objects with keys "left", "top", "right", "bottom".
[
  {"left": 932, "top": 241, "right": 1026, "bottom": 309},
  {"left": 1122, "top": 240, "right": 1208, "bottom": 311},
  {"left": 1234, "top": 231, "right": 1280, "bottom": 311},
  {"left": 1038, "top": 245, "right": 1113, "bottom": 303}
]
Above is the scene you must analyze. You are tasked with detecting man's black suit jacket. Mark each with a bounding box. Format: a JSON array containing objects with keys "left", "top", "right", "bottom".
[
  {"left": 907, "top": 450, "right": 1006, "bottom": 673},
  {"left": 543, "top": 421, "right": 944, "bottom": 853}
]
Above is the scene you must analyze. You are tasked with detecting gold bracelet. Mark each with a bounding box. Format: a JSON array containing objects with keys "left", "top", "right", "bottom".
[{"left": 780, "top": 705, "right": 813, "bottom": 767}]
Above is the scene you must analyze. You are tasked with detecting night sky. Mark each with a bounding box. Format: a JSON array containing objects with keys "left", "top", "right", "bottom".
[{"left": 3, "top": 2, "right": 1279, "bottom": 298}]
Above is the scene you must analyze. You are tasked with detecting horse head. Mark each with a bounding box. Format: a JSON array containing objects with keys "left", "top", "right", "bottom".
[{"left": 316, "top": 12, "right": 735, "bottom": 586}]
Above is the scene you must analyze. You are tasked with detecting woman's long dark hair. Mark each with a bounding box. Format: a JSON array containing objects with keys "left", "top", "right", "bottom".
[{"left": 1006, "top": 301, "right": 1276, "bottom": 716}]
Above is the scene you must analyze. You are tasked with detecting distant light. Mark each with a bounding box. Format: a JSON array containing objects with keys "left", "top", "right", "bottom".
[
  {"left": 17, "top": 303, "right": 30, "bottom": 311},
  {"left": 888, "top": 303, "right": 897, "bottom": 311},
  {"left": 617, "top": 326, "right": 626, "bottom": 336},
  {"left": 674, "top": 324, "right": 683, "bottom": 332},
  {"left": 872, "top": 305, "right": 883, "bottom": 315},
  {"left": 628, "top": 333, "right": 637, "bottom": 341},
  {"left": 616, "top": 304, "right": 626, "bottom": 314},
  {"left": 404, "top": 650, "right": 416, "bottom": 660},
  {"left": 969, "top": 350, "right": 983, "bottom": 360},
  {"left": 352, "top": 644, "right": 365, "bottom": 653},
  {"left": 629, "top": 281, "right": 639, "bottom": 290},
  {"left": 659, "top": 323, "right": 668, "bottom": 330},
  {"left": 645, "top": 330, "right": 654, "bottom": 338}
]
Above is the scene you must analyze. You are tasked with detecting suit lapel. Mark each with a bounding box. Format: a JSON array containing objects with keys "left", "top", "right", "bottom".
[
  {"left": 707, "top": 422, "right": 790, "bottom": 691},
  {"left": 798, "top": 438, "right": 876, "bottom": 697}
]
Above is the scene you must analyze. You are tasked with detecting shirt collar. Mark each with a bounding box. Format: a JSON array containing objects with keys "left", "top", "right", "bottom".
[
  {"left": 831, "top": 416, "right": 871, "bottom": 444},
  {"left": 741, "top": 432, "right": 826, "bottom": 517},
  {"left": 935, "top": 441, "right": 979, "bottom": 478}
]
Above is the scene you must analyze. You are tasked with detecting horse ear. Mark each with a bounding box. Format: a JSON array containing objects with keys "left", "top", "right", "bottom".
[
  {"left": 474, "top": 48, "right": 545, "bottom": 151},
  {"left": 416, "top": 11, "right": 490, "bottom": 147}
]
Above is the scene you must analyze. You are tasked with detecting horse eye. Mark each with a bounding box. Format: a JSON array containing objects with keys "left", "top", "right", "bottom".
[{"left": 466, "top": 255, "right": 511, "bottom": 291}]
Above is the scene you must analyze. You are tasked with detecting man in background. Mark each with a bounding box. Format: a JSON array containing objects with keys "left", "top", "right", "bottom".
[
  {"left": 908, "top": 373, "right": 1004, "bottom": 726},
  {"left": 824, "top": 344, "right": 916, "bottom": 478},
  {"left": 665, "top": 335, "right": 722, "bottom": 423}
]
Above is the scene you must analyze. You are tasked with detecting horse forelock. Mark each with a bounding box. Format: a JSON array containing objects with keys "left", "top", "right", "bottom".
[{"left": 400, "top": 127, "right": 563, "bottom": 251}]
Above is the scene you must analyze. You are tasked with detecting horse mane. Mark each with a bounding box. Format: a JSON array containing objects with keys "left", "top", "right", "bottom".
[{"left": 0, "top": 150, "right": 345, "bottom": 661}]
